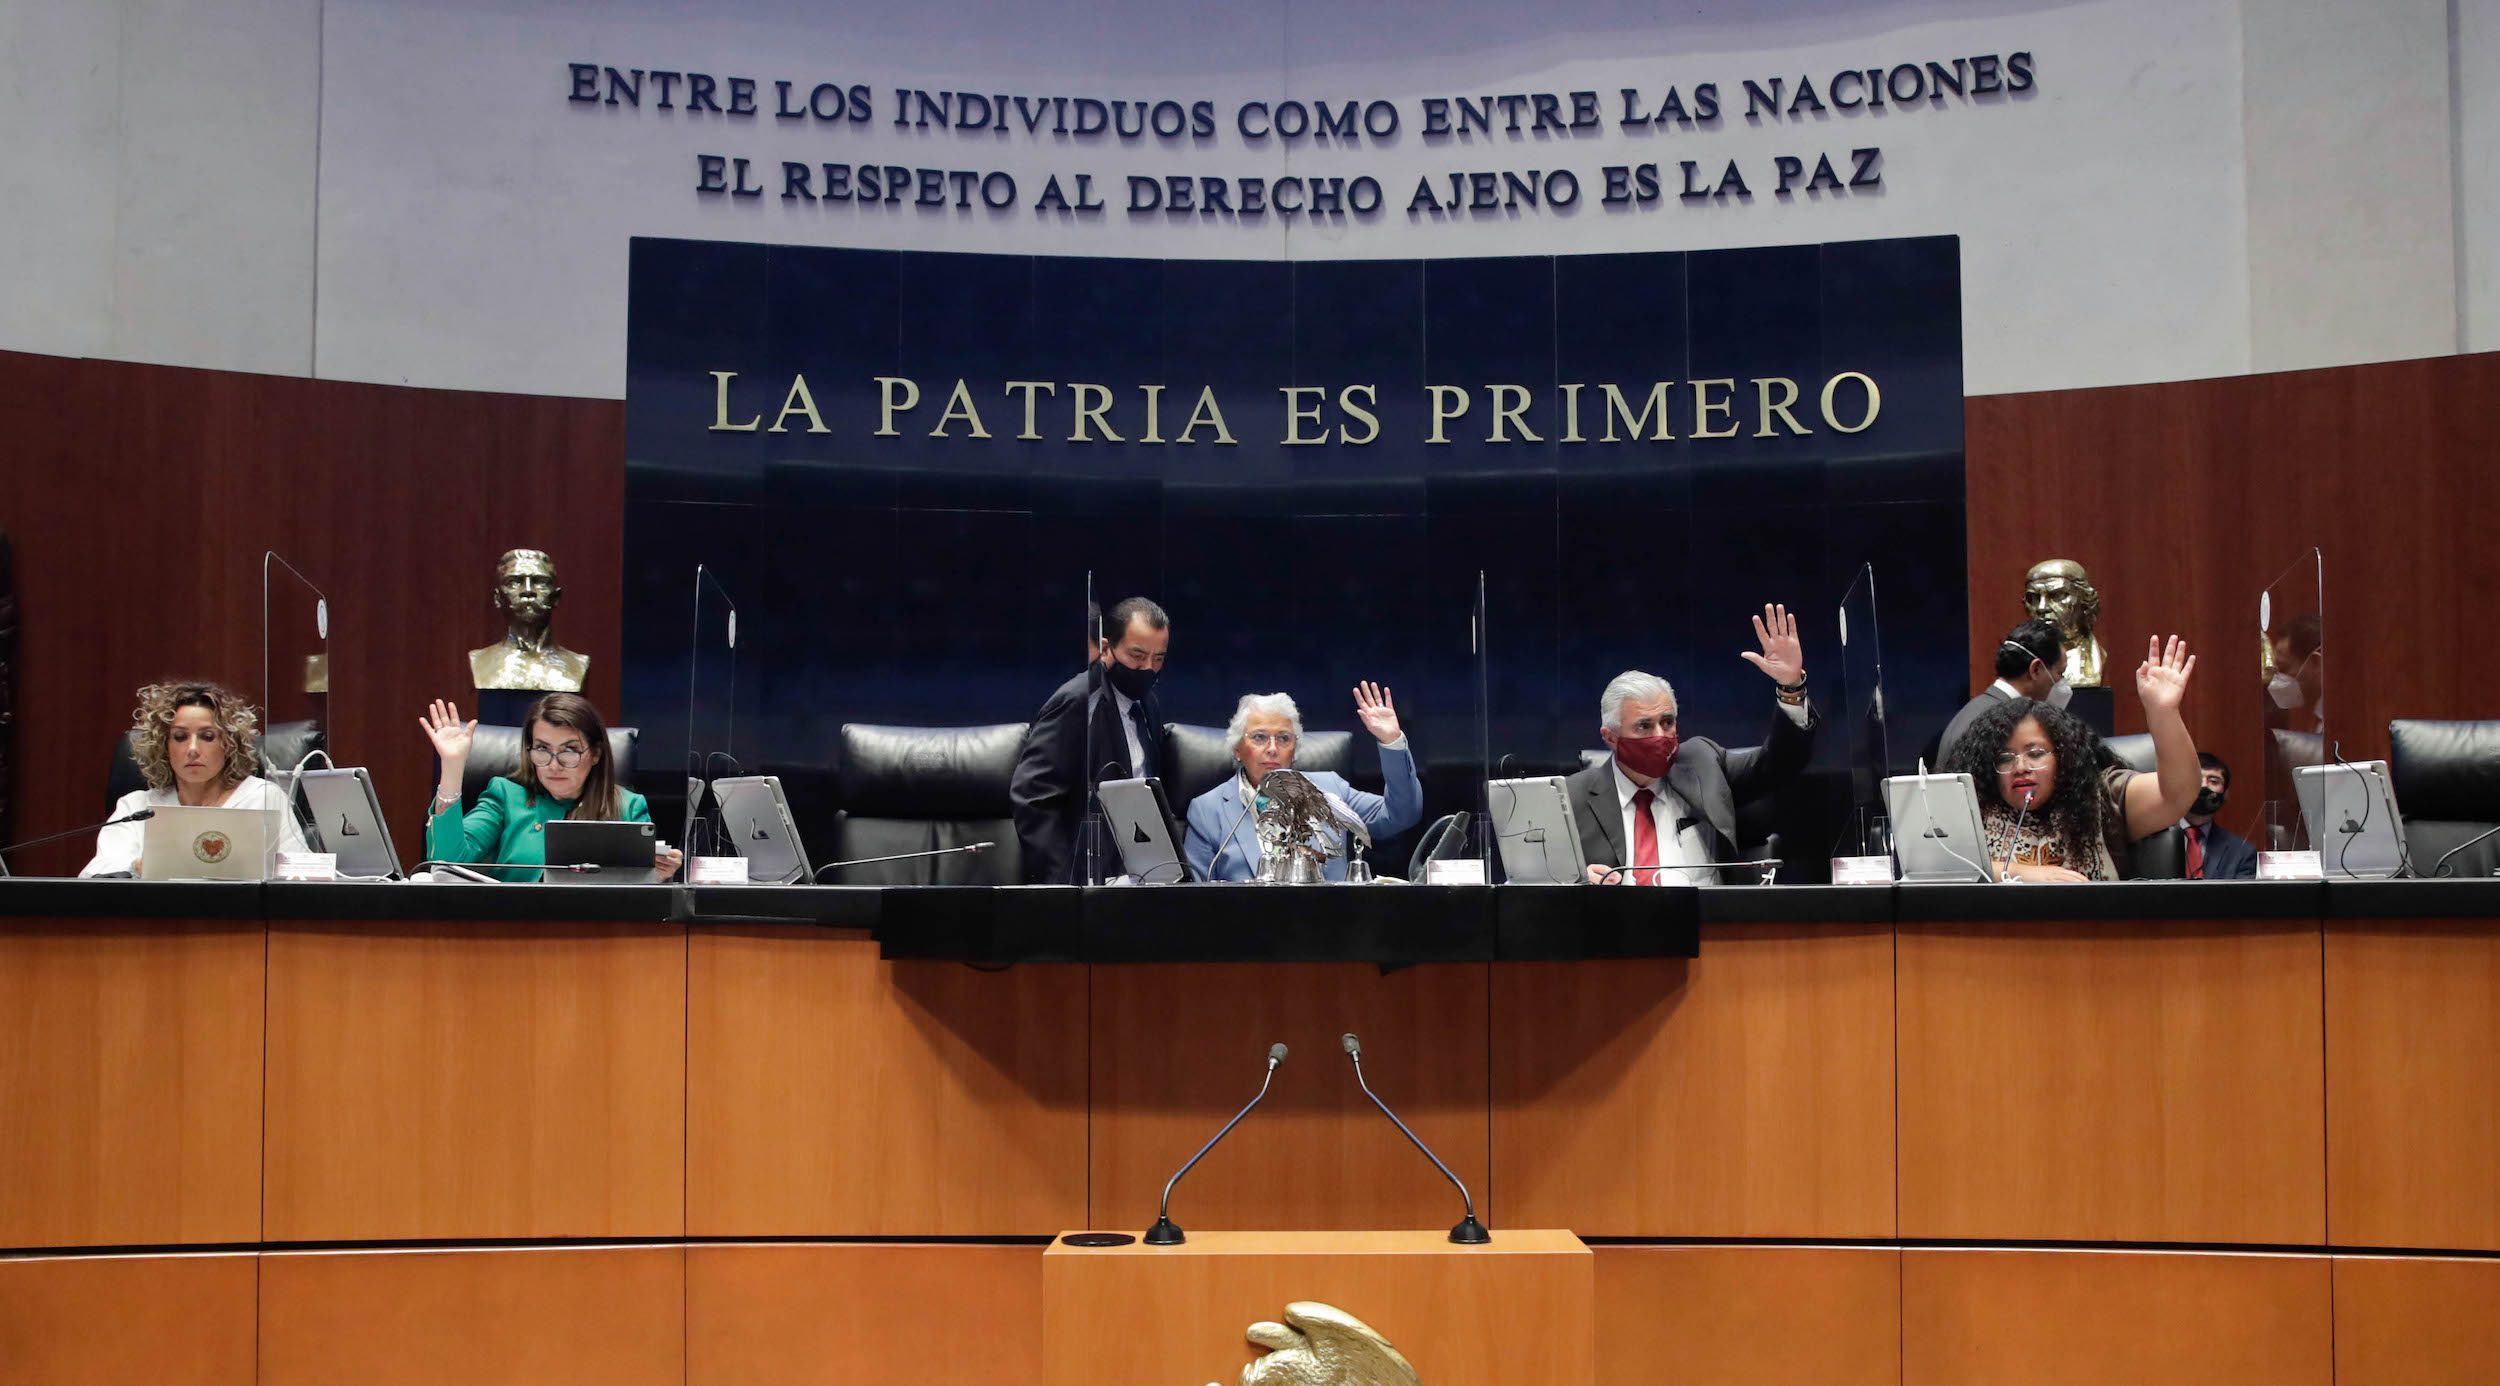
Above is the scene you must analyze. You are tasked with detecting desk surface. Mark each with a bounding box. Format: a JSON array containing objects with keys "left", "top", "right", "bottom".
[
  {"left": 5, "top": 877, "right": 2497, "bottom": 965},
  {"left": 1046, "top": 1229, "right": 1586, "bottom": 1257}
]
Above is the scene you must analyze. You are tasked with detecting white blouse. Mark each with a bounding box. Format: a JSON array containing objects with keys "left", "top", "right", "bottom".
[{"left": 80, "top": 775, "right": 308, "bottom": 877}]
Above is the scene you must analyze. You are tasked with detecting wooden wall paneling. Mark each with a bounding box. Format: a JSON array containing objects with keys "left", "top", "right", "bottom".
[
  {"left": 0, "top": 1253, "right": 257, "bottom": 1386},
  {"left": 1089, "top": 962, "right": 1489, "bottom": 1233},
  {"left": 685, "top": 928, "right": 1088, "bottom": 1236},
  {"left": 687, "top": 1243, "right": 1044, "bottom": 1385},
  {"left": 1897, "top": 917, "right": 2326, "bottom": 1244},
  {"left": 2326, "top": 919, "right": 2500, "bottom": 1250},
  {"left": 258, "top": 1246, "right": 685, "bottom": 1386},
  {"left": 1964, "top": 353, "right": 2500, "bottom": 850},
  {"left": 0, "top": 917, "right": 263, "bottom": 1248},
  {"left": 1594, "top": 1245, "right": 1901, "bottom": 1386},
  {"left": 1042, "top": 1230, "right": 1593, "bottom": 1386},
  {"left": 0, "top": 352, "right": 625, "bottom": 878},
  {"left": 2331, "top": 1256, "right": 2500, "bottom": 1386},
  {"left": 1491, "top": 926, "right": 1896, "bottom": 1238},
  {"left": 261, "top": 920, "right": 685, "bottom": 1241},
  {"left": 1901, "top": 1249, "right": 2332, "bottom": 1386}
]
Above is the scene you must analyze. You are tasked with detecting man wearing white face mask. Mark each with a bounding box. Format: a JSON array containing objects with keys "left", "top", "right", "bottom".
[{"left": 1937, "top": 619, "right": 2070, "bottom": 766}]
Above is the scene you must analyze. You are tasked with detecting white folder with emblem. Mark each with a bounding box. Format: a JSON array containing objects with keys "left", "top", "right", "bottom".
[{"left": 138, "top": 804, "right": 272, "bottom": 881}]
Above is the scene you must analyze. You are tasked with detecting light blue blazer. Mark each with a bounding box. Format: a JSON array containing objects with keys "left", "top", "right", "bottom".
[{"left": 1183, "top": 743, "right": 1424, "bottom": 882}]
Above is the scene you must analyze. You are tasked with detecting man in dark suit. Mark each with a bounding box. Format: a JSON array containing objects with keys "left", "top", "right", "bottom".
[
  {"left": 1935, "top": 618, "right": 2068, "bottom": 766},
  {"left": 2184, "top": 751, "right": 2258, "bottom": 880},
  {"left": 1010, "top": 596, "right": 1170, "bottom": 884},
  {"left": 1564, "top": 605, "right": 1818, "bottom": 884}
]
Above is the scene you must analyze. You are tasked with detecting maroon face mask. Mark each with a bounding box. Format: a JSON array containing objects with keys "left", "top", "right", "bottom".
[{"left": 1612, "top": 732, "right": 1680, "bottom": 780}]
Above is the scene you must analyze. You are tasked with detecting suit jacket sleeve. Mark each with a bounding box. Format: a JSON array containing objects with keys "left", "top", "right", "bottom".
[
  {"left": 1011, "top": 679, "right": 1085, "bottom": 884},
  {"left": 1331, "top": 743, "right": 1424, "bottom": 840},
  {"left": 1722, "top": 701, "right": 1818, "bottom": 802},
  {"left": 1183, "top": 789, "right": 1225, "bottom": 881}
]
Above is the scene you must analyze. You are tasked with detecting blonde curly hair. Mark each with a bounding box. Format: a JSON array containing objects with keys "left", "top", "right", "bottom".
[{"left": 130, "top": 681, "right": 262, "bottom": 793}]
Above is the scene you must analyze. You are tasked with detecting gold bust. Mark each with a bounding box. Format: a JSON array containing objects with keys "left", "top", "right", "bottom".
[
  {"left": 2023, "top": 559, "right": 2107, "bottom": 687},
  {"left": 469, "top": 549, "right": 590, "bottom": 691}
]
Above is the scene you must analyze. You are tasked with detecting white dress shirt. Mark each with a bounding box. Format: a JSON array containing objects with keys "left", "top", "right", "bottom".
[
  {"left": 1110, "top": 687, "right": 1145, "bottom": 775},
  {"left": 1611, "top": 760, "right": 1706, "bottom": 886},
  {"left": 80, "top": 775, "right": 306, "bottom": 877},
  {"left": 1610, "top": 700, "right": 1811, "bottom": 885}
]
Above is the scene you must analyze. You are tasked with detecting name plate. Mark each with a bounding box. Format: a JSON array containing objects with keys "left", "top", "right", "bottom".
[
  {"left": 2257, "top": 850, "right": 2323, "bottom": 881},
  {"left": 690, "top": 855, "right": 751, "bottom": 885},
  {"left": 273, "top": 851, "right": 337, "bottom": 882},
  {"left": 1424, "top": 859, "right": 1487, "bottom": 885},
  {"left": 1830, "top": 855, "right": 1895, "bottom": 886}
]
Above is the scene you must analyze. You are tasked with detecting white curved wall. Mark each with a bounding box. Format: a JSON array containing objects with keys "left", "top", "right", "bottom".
[{"left": 0, "top": 0, "right": 2485, "bottom": 399}]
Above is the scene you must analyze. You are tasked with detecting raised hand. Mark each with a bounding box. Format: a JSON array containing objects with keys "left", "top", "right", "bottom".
[
  {"left": 1352, "top": 681, "right": 1403, "bottom": 744},
  {"left": 1738, "top": 603, "right": 1806, "bottom": 686},
  {"left": 2136, "top": 635, "right": 2196, "bottom": 713},
  {"left": 419, "top": 698, "right": 477, "bottom": 766}
]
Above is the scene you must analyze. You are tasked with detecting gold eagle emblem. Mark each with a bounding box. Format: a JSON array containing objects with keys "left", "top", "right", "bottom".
[{"left": 1209, "top": 1301, "right": 1421, "bottom": 1386}]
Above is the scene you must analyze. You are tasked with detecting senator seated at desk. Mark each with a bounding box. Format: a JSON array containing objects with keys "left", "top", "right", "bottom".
[
  {"left": 1569, "top": 605, "right": 1816, "bottom": 884},
  {"left": 82, "top": 679, "right": 307, "bottom": 876},
  {"left": 1184, "top": 683, "right": 1422, "bottom": 881},
  {"left": 1938, "top": 636, "right": 2202, "bottom": 881},
  {"left": 418, "top": 692, "right": 682, "bottom": 882}
]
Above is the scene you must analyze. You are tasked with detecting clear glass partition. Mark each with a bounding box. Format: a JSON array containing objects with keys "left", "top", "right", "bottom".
[
  {"left": 684, "top": 565, "right": 738, "bottom": 854},
  {"left": 261, "top": 552, "right": 329, "bottom": 866},
  {"left": 2257, "top": 549, "right": 2325, "bottom": 849},
  {"left": 1834, "top": 563, "right": 1892, "bottom": 858}
]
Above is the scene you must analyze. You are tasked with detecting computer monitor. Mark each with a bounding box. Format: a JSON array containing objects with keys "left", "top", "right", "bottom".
[
  {"left": 541, "top": 819, "right": 658, "bottom": 884},
  {"left": 1098, "top": 777, "right": 1190, "bottom": 884},
  {"left": 1487, "top": 776, "right": 1585, "bottom": 885},
  {"left": 1883, "top": 771, "right": 1992, "bottom": 883},
  {"left": 709, "top": 775, "right": 812, "bottom": 885},
  {"left": 2296, "top": 760, "right": 2408, "bottom": 879},
  {"left": 295, "top": 767, "right": 404, "bottom": 879}
]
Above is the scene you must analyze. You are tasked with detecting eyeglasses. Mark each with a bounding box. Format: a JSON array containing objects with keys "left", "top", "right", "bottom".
[
  {"left": 1994, "top": 747, "right": 2055, "bottom": 772},
  {"left": 528, "top": 743, "right": 589, "bottom": 769},
  {"left": 1243, "top": 731, "right": 1298, "bottom": 750}
]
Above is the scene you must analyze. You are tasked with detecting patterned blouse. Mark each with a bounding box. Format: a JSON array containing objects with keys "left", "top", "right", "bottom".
[{"left": 1979, "top": 764, "right": 2138, "bottom": 881}]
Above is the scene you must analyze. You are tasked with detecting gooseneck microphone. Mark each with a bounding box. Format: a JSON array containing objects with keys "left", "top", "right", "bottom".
[
  {"left": 1144, "top": 1041, "right": 1287, "bottom": 1246},
  {"left": 1341, "top": 1032, "right": 1489, "bottom": 1244},
  {"left": 0, "top": 808, "right": 157, "bottom": 876},
  {"left": 808, "top": 841, "right": 993, "bottom": 883},
  {"left": 2000, "top": 789, "right": 2034, "bottom": 883}
]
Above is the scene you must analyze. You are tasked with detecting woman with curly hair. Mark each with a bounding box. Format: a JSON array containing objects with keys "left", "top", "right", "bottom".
[
  {"left": 1940, "top": 636, "right": 2203, "bottom": 882},
  {"left": 81, "top": 680, "right": 306, "bottom": 876}
]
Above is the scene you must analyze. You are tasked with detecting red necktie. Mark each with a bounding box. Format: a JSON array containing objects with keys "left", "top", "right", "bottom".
[
  {"left": 2186, "top": 824, "right": 2206, "bottom": 880},
  {"left": 1630, "top": 787, "right": 1660, "bottom": 886}
]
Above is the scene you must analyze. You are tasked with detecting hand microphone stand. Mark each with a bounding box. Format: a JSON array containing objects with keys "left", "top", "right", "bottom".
[
  {"left": 1342, "top": 1032, "right": 1488, "bottom": 1244},
  {"left": 1145, "top": 1042, "right": 1287, "bottom": 1245}
]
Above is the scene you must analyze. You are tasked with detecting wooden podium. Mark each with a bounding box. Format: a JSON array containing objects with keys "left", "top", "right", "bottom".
[{"left": 1042, "top": 1230, "right": 1593, "bottom": 1386}]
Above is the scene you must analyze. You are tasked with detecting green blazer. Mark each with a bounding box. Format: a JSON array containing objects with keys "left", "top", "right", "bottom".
[{"left": 426, "top": 776, "right": 653, "bottom": 882}]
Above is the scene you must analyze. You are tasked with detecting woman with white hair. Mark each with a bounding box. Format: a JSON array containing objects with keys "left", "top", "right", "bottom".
[{"left": 1183, "top": 681, "right": 1424, "bottom": 881}]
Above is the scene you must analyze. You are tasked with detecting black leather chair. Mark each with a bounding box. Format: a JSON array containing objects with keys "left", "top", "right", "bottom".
[
  {"left": 108, "top": 720, "right": 324, "bottom": 810},
  {"left": 2389, "top": 719, "right": 2500, "bottom": 877},
  {"left": 827, "top": 723, "right": 1025, "bottom": 885},
  {"left": 460, "top": 724, "right": 640, "bottom": 810},
  {"left": 2098, "top": 734, "right": 2184, "bottom": 879},
  {"left": 1159, "top": 723, "right": 1360, "bottom": 812}
]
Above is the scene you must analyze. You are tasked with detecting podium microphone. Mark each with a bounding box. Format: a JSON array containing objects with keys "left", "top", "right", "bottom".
[
  {"left": 0, "top": 808, "right": 156, "bottom": 877},
  {"left": 1145, "top": 1041, "right": 1287, "bottom": 1246},
  {"left": 1342, "top": 1032, "right": 1489, "bottom": 1244}
]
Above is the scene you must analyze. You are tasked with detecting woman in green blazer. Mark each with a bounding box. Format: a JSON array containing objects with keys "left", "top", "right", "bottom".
[{"left": 419, "top": 691, "right": 683, "bottom": 882}]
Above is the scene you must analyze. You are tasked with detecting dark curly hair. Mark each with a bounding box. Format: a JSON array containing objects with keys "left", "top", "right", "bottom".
[{"left": 1940, "top": 696, "right": 2108, "bottom": 868}]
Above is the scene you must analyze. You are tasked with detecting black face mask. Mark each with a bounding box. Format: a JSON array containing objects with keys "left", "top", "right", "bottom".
[
  {"left": 2191, "top": 787, "right": 2226, "bottom": 817},
  {"left": 1104, "top": 659, "right": 1160, "bottom": 700}
]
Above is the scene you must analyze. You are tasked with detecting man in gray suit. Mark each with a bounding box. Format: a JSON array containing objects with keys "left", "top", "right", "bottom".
[
  {"left": 1564, "top": 605, "right": 1817, "bottom": 884},
  {"left": 1935, "top": 618, "right": 2068, "bottom": 767}
]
